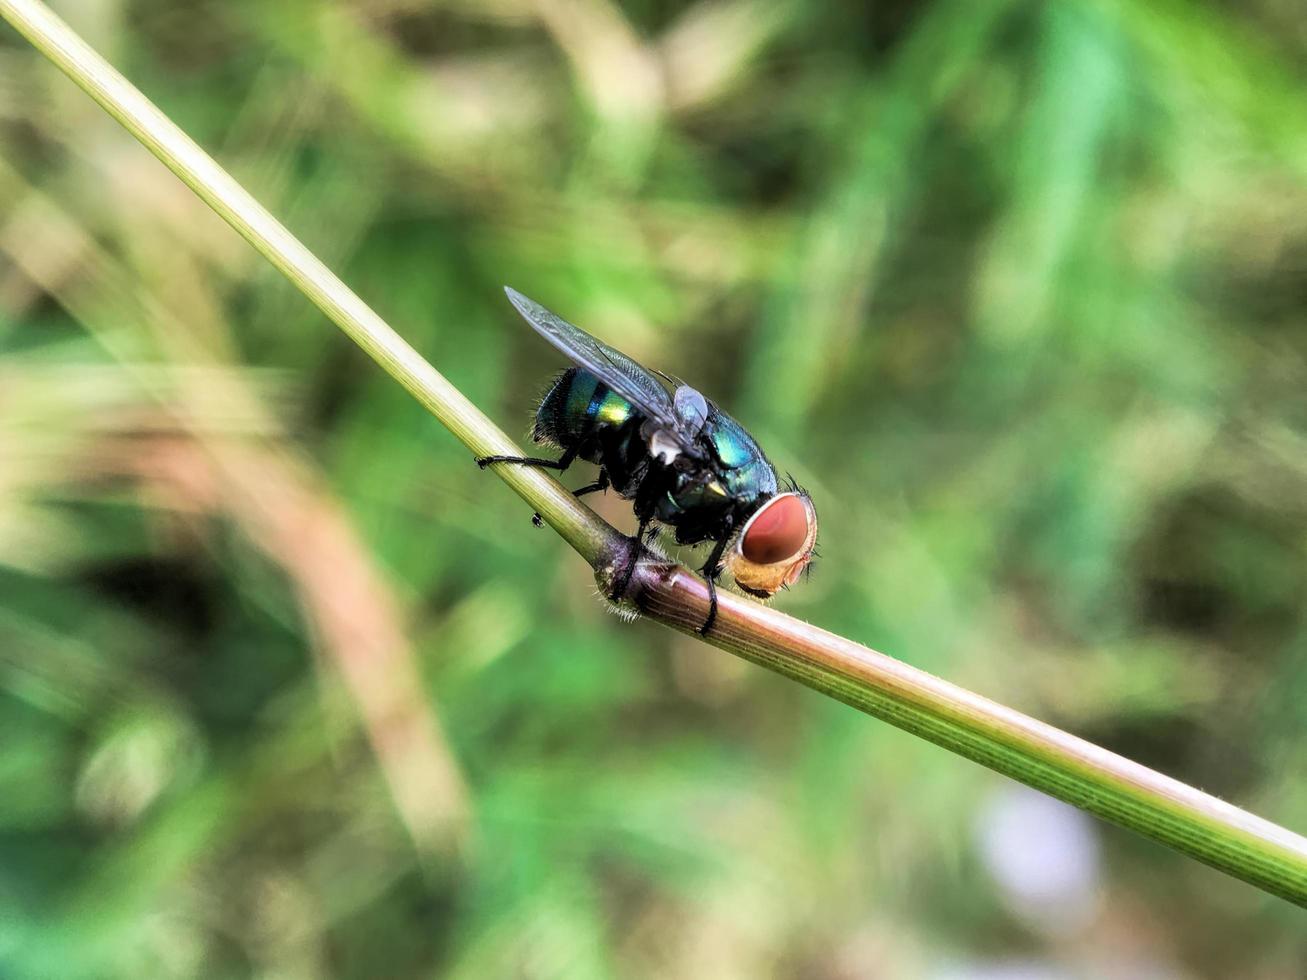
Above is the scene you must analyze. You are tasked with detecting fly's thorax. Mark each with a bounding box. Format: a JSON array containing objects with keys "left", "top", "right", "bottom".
[
  {"left": 648, "top": 410, "right": 780, "bottom": 535},
  {"left": 704, "top": 413, "right": 777, "bottom": 496},
  {"left": 707, "top": 415, "right": 757, "bottom": 469},
  {"left": 660, "top": 472, "right": 734, "bottom": 521},
  {"left": 646, "top": 427, "right": 685, "bottom": 464}
]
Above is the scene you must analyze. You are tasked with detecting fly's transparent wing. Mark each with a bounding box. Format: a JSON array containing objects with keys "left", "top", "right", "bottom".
[{"left": 504, "top": 287, "right": 681, "bottom": 433}]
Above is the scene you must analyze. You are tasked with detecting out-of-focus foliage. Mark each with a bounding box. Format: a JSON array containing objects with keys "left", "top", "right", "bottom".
[{"left": 0, "top": 0, "right": 1305, "bottom": 975}]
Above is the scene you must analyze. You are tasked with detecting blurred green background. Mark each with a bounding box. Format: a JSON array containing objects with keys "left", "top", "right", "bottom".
[{"left": 1, "top": 0, "right": 1306, "bottom": 976}]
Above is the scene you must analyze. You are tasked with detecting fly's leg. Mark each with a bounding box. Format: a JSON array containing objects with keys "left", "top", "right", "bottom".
[
  {"left": 478, "top": 447, "right": 579, "bottom": 527},
  {"left": 477, "top": 445, "right": 578, "bottom": 471},
  {"left": 698, "top": 536, "right": 731, "bottom": 636},
  {"left": 611, "top": 517, "right": 654, "bottom": 603},
  {"left": 532, "top": 467, "right": 609, "bottom": 528},
  {"left": 570, "top": 469, "right": 611, "bottom": 500}
]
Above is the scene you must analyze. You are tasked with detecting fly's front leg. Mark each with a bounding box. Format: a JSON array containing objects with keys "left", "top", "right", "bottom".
[{"left": 698, "top": 535, "right": 731, "bottom": 636}]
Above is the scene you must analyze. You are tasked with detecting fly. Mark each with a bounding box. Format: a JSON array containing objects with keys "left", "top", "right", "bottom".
[{"left": 479, "top": 287, "right": 817, "bottom": 635}]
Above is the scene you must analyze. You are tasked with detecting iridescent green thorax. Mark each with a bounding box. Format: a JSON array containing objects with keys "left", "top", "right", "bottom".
[
  {"left": 710, "top": 413, "right": 777, "bottom": 501},
  {"left": 710, "top": 417, "right": 755, "bottom": 469},
  {"left": 659, "top": 411, "right": 777, "bottom": 521}
]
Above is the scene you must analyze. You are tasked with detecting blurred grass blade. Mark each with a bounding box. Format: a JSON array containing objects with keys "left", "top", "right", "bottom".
[{"left": 3, "top": 0, "right": 1306, "bottom": 907}]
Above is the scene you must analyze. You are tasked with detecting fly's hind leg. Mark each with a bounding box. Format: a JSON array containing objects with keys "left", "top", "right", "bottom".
[
  {"left": 476, "top": 445, "right": 578, "bottom": 471},
  {"left": 477, "top": 446, "right": 580, "bottom": 527}
]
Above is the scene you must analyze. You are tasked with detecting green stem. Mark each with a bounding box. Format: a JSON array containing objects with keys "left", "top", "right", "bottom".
[
  {"left": 634, "top": 562, "right": 1307, "bottom": 904},
  {"left": 4, "top": 0, "right": 1305, "bottom": 906}
]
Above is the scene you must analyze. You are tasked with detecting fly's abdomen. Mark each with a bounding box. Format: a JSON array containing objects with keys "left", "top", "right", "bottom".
[{"left": 534, "top": 368, "right": 637, "bottom": 451}]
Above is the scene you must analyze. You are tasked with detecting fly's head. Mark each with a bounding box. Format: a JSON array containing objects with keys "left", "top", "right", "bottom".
[{"left": 722, "top": 490, "right": 818, "bottom": 598}]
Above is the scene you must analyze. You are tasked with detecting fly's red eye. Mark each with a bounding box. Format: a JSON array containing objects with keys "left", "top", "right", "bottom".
[{"left": 742, "top": 494, "right": 811, "bottom": 564}]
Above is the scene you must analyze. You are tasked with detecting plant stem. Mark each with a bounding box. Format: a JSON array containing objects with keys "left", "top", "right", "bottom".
[
  {"left": 4, "top": 0, "right": 1306, "bottom": 906},
  {"left": 629, "top": 560, "right": 1307, "bottom": 904}
]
